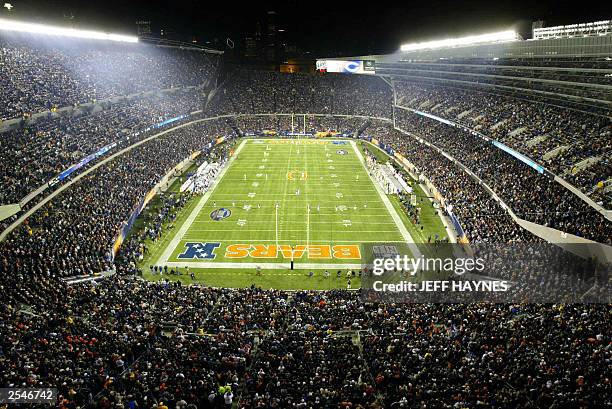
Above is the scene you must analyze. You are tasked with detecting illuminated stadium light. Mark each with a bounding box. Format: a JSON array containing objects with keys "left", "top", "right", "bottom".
[
  {"left": 0, "top": 18, "right": 138, "bottom": 43},
  {"left": 400, "top": 30, "right": 518, "bottom": 52}
]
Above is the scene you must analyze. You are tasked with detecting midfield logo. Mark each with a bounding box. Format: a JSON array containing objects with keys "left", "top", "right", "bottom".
[{"left": 178, "top": 242, "right": 221, "bottom": 259}]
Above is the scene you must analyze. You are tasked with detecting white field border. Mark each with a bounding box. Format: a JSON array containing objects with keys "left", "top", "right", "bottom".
[
  {"left": 163, "top": 262, "right": 365, "bottom": 269},
  {"left": 157, "top": 138, "right": 421, "bottom": 269},
  {"left": 350, "top": 140, "right": 422, "bottom": 258}
]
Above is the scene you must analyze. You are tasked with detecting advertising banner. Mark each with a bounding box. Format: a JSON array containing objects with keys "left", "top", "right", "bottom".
[{"left": 316, "top": 60, "right": 376, "bottom": 75}]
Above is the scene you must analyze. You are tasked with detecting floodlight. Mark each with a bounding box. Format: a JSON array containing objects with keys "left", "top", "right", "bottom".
[
  {"left": 3, "top": 3, "right": 13, "bottom": 10},
  {"left": 400, "top": 30, "right": 518, "bottom": 52},
  {"left": 0, "top": 18, "right": 138, "bottom": 43}
]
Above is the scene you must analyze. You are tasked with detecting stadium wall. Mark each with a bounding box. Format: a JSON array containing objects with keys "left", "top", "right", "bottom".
[{"left": 0, "top": 204, "right": 20, "bottom": 222}]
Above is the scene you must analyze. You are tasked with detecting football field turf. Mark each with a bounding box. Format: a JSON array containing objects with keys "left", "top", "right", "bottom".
[{"left": 154, "top": 138, "right": 420, "bottom": 272}]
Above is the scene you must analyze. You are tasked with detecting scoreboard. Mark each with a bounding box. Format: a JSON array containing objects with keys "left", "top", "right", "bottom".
[{"left": 316, "top": 59, "right": 376, "bottom": 75}]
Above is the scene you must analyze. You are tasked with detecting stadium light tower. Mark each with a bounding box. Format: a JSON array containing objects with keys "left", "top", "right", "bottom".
[
  {"left": 0, "top": 18, "right": 138, "bottom": 43},
  {"left": 400, "top": 30, "right": 518, "bottom": 52}
]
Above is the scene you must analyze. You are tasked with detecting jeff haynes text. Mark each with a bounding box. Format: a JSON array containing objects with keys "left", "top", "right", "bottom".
[{"left": 371, "top": 280, "right": 509, "bottom": 292}]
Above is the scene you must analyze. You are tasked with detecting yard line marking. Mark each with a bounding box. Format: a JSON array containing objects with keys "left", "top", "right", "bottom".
[
  {"left": 211, "top": 190, "right": 377, "bottom": 195},
  {"left": 184, "top": 229, "right": 401, "bottom": 233},
  {"left": 209, "top": 193, "right": 382, "bottom": 197},
  {"left": 195, "top": 199, "right": 384, "bottom": 203},
  {"left": 191, "top": 213, "right": 393, "bottom": 218},
  {"left": 191, "top": 220, "right": 399, "bottom": 225},
  {"left": 305, "top": 144, "right": 310, "bottom": 250}
]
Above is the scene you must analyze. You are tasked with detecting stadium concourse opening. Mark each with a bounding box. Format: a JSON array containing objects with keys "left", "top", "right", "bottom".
[{"left": 0, "top": 7, "right": 610, "bottom": 409}]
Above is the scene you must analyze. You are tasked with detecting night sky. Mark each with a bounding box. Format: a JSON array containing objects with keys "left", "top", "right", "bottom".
[{"left": 2, "top": 0, "right": 610, "bottom": 56}]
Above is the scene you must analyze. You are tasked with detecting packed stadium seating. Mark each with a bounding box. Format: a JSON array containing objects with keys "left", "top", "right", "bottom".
[
  {"left": 0, "top": 90, "right": 204, "bottom": 207},
  {"left": 360, "top": 121, "right": 540, "bottom": 244},
  {"left": 0, "top": 33, "right": 610, "bottom": 409},
  {"left": 0, "top": 37, "right": 216, "bottom": 121},
  {"left": 394, "top": 111, "right": 611, "bottom": 244},
  {"left": 393, "top": 81, "right": 611, "bottom": 207},
  {"left": 207, "top": 69, "right": 392, "bottom": 118},
  {"left": 2, "top": 277, "right": 609, "bottom": 408},
  {"left": 1, "top": 119, "right": 234, "bottom": 280}
]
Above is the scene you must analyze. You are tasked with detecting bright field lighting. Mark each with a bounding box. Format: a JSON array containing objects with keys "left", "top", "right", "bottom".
[
  {"left": 401, "top": 30, "right": 518, "bottom": 52},
  {"left": 0, "top": 18, "right": 138, "bottom": 43}
]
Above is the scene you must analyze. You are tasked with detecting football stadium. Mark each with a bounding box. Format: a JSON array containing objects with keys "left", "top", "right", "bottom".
[{"left": 0, "top": 1, "right": 611, "bottom": 408}]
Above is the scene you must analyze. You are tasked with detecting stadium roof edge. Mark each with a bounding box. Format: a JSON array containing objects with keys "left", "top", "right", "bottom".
[{"left": 327, "top": 34, "right": 612, "bottom": 63}]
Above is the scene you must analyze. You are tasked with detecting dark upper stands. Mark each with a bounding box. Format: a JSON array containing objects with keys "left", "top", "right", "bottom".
[{"left": 207, "top": 69, "right": 392, "bottom": 118}]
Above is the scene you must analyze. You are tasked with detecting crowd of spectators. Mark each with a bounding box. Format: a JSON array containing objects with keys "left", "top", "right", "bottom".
[
  {"left": 207, "top": 69, "right": 392, "bottom": 119},
  {"left": 0, "top": 90, "right": 204, "bottom": 207},
  {"left": 2, "top": 277, "right": 609, "bottom": 408},
  {"left": 394, "top": 111, "right": 611, "bottom": 244},
  {"left": 360, "top": 121, "right": 539, "bottom": 244},
  {"left": 361, "top": 302, "right": 610, "bottom": 408},
  {"left": 0, "top": 118, "right": 235, "bottom": 288},
  {"left": 393, "top": 82, "right": 611, "bottom": 207},
  {"left": 1, "top": 35, "right": 217, "bottom": 120}
]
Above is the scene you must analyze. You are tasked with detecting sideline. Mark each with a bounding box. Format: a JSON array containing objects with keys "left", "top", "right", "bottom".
[
  {"left": 362, "top": 139, "right": 458, "bottom": 244},
  {"left": 161, "top": 261, "right": 364, "bottom": 270}
]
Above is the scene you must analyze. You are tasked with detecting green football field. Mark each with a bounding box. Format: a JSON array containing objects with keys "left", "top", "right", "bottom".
[{"left": 141, "top": 138, "right": 448, "bottom": 289}]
